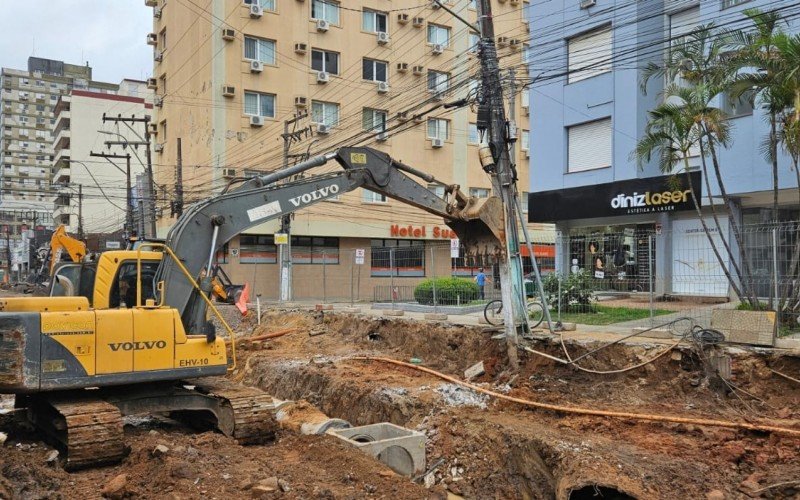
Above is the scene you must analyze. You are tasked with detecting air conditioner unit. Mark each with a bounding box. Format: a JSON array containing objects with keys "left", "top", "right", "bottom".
[
  {"left": 222, "top": 168, "right": 237, "bottom": 178},
  {"left": 154, "top": 143, "right": 164, "bottom": 153},
  {"left": 524, "top": 149, "right": 530, "bottom": 158},
  {"left": 249, "top": 115, "right": 264, "bottom": 127},
  {"left": 20, "top": 94, "right": 28, "bottom": 100},
  {"left": 222, "top": 85, "right": 236, "bottom": 97},
  {"left": 316, "top": 123, "right": 330, "bottom": 135},
  {"left": 376, "top": 131, "right": 389, "bottom": 141},
  {"left": 497, "top": 37, "right": 509, "bottom": 47},
  {"left": 153, "top": 6, "right": 162, "bottom": 18},
  {"left": 431, "top": 1, "right": 441, "bottom": 9},
  {"left": 431, "top": 44, "right": 444, "bottom": 55},
  {"left": 154, "top": 96, "right": 164, "bottom": 107},
  {"left": 522, "top": 105, "right": 529, "bottom": 116},
  {"left": 397, "top": 13, "right": 409, "bottom": 24},
  {"left": 154, "top": 50, "right": 164, "bottom": 62},
  {"left": 397, "top": 111, "right": 409, "bottom": 122},
  {"left": 431, "top": 91, "right": 444, "bottom": 101},
  {"left": 510, "top": 38, "right": 521, "bottom": 49},
  {"left": 222, "top": 28, "right": 236, "bottom": 41},
  {"left": 316, "top": 71, "right": 330, "bottom": 84},
  {"left": 377, "top": 32, "right": 390, "bottom": 45},
  {"left": 250, "top": 60, "right": 264, "bottom": 73},
  {"left": 377, "top": 82, "right": 389, "bottom": 94},
  {"left": 510, "top": 0, "right": 519, "bottom": 4},
  {"left": 413, "top": 114, "right": 425, "bottom": 123},
  {"left": 145, "top": 0, "right": 157, "bottom": 6},
  {"left": 412, "top": 17, "right": 424, "bottom": 28},
  {"left": 412, "top": 65, "right": 424, "bottom": 76},
  {"left": 148, "top": 123, "right": 158, "bottom": 134},
  {"left": 146, "top": 33, "right": 158, "bottom": 45},
  {"left": 431, "top": 138, "right": 444, "bottom": 148},
  {"left": 316, "top": 19, "right": 330, "bottom": 32},
  {"left": 294, "top": 42, "right": 307, "bottom": 54},
  {"left": 147, "top": 78, "right": 158, "bottom": 89},
  {"left": 580, "top": 0, "right": 596, "bottom": 8},
  {"left": 396, "top": 62, "right": 408, "bottom": 73},
  {"left": 294, "top": 96, "right": 308, "bottom": 107},
  {"left": 249, "top": 5, "right": 264, "bottom": 18}
]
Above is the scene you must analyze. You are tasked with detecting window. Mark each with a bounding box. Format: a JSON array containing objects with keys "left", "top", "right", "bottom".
[
  {"left": 362, "top": 58, "right": 388, "bottom": 82},
  {"left": 244, "top": 0, "right": 276, "bottom": 10},
  {"left": 722, "top": 0, "right": 750, "bottom": 8},
  {"left": 567, "top": 118, "right": 612, "bottom": 172},
  {"left": 469, "top": 33, "right": 480, "bottom": 52},
  {"left": 469, "top": 187, "right": 490, "bottom": 198},
  {"left": 311, "top": 49, "right": 339, "bottom": 74},
  {"left": 312, "top": 0, "right": 339, "bottom": 24},
  {"left": 371, "top": 239, "right": 425, "bottom": 277},
  {"left": 362, "top": 9, "right": 388, "bottom": 33},
  {"left": 468, "top": 123, "right": 480, "bottom": 144},
  {"left": 521, "top": 192, "right": 529, "bottom": 213},
  {"left": 239, "top": 234, "right": 277, "bottom": 263},
  {"left": 427, "top": 70, "right": 449, "bottom": 94},
  {"left": 311, "top": 100, "right": 339, "bottom": 127},
  {"left": 362, "top": 108, "right": 387, "bottom": 132},
  {"left": 160, "top": 120, "right": 167, "bottom": 140},
  {"left": 568, "top": 26, "right": 612, "bottom": 84},
  {"left": 720, "top": 90, "right": 754, "bottom": 117},
  {"left": 244, "top": 91, "right": 276, "bottom": 118},
  {"left": 35, "top": 80, "right": 44, "bottom": 87},
  {"left": 362, "top": 189, "right": 386, "bottom": 203},
  {"left": 427, "top": 118, "right": 449, "bottom": 141},
  {"left": 522, "top": 43, "right": 532, "bottom": 64},
  {"left": 670, "top": 8, "right": 699, "bottom": 50},
  {"left": 428, "top": 184, "right": 445, "bottom": 198},
  {"left": 427, "top": 24, "right": 450, "bottom": 46},
  {"left": 291, "top": 236, "right": 339, "bottom": 264},
  {"left": 244, "top": 36, "right": 276, "bottom": 64},
  {"left": 159, "top": 28, "right": 167, "bottom": 50},
  {"left": 520, "top": 129, "right": 529, "bottom": 151}
]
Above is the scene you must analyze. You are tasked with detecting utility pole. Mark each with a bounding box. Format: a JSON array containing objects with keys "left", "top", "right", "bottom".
[
  {"left": 278, "top": 111, "right": 310, "bottom": 302},
  {"left": 476, "top": 0, "right": 527, "bottom": 369},
  {"left": 102, "top": 113, "right": 157, "bottom": 238},
  {"left": 173, "top": 137, "right": 184, "bottom": 218},
  {"left": 89, "top": 151, "right": 133, "bottom": 236},
  {"left": 77, "top": 184, "right": 84, "bottom": 240}
]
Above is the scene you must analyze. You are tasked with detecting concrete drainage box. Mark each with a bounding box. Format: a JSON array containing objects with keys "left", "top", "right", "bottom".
[{"left": 329, "top": 423, "right": 425, "bottom": 476}]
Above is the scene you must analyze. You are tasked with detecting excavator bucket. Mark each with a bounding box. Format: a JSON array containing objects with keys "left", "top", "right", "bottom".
[{"left": 445, "top": 196, "right": 505, "bottom": 264}]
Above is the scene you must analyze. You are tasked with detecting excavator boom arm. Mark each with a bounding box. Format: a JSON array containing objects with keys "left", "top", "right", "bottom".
[
  {"left": 48, "top": 225, "right": 87, "bottom": 275},
  {"left": 156, "top": 147, "right": 504, "bottom": 334}
]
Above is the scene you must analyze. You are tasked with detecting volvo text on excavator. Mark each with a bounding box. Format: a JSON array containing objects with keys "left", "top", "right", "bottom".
[{"left": 0, "top": 147, "right": 504, "bottom": 469}]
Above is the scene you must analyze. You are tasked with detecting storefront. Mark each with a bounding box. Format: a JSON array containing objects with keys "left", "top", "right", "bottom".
[{"left": 529, "top": 172, "right": 706, "bottom": 295}]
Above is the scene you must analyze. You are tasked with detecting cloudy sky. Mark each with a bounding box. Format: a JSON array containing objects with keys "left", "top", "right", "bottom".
[{"left": 0, "top": 1, "right": 152, "bottom": 83}]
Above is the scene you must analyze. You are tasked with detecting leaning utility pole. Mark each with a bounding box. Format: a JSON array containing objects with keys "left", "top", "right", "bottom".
[
  {"left": 278, "top": 111, "right": 310, "bottom": 302},
  {"left": 173, "top": 138, "right": 184, "bottom": 218},
  {"left": 102, "top": 113, "right": 157, "bottom": 238},
  {"left": 77, "top": 184, "right": 84, "bottom": 240},
  {"left": 476, "top": 0, "right": 527, "bottom": 369}
]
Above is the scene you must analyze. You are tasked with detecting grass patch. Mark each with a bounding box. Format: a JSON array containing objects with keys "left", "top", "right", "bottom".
[{"left": 556, "top": 305, "right": 673, "bottom": 325}]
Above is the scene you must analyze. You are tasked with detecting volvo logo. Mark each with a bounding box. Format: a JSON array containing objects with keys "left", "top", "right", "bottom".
[
  {"left": 289, "top": 185, "right": 340, "bottom": 207},
  {"left": 108, "top": 340, "right": 167, "bottom": 352}
]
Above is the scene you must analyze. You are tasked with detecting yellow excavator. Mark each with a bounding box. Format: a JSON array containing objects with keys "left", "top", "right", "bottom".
[
  {"left": 0, "top": 147, "right": 504, "bottom": 469},
  {"left": 47, "top": 225, "right": 88, "bottom": 276}
]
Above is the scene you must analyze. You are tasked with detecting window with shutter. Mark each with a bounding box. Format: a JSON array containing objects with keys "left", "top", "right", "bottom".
[
  {"left": 568, "top": 27, "right": 612, "bottom": 84},
  {"left": 567, "top": 118, "right": 612, "bottom": 172}
]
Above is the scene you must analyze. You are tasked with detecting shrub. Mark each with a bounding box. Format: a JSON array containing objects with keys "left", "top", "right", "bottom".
[
  {"left": 541, "top": 270, "right": 595, "bottom": 310},
  {"left": 414, "top": 277, "right": 479, "bottom": 305}
]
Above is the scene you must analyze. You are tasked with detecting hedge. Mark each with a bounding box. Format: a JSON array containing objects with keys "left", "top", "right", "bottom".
[{"left": 414, "top": 277, "right": 480, "bottom": 305}]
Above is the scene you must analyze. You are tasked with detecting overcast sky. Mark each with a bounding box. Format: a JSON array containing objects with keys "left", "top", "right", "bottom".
[{"left": 0, "top": 1, "right": 152, "bottom": 83}]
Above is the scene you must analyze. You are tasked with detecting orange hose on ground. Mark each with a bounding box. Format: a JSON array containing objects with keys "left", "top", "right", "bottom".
[
  {"left": 352, "top": 356, "right": 800, "bottom": 438},
  {"left": 225, "top": 327, "right": 298, "bottom": 344}
]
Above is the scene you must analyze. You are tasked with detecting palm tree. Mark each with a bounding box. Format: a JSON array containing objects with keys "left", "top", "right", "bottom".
[{"left": 632, "top": 83, "right": 750, "bottom": 302}]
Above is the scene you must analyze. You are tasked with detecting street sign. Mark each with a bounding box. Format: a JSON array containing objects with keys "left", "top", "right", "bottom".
[
  {"left": 105, "top": 241, "right": 121, "bottom": 249},
  {"left": 355, "top": 248, "right": 365, "bottom": 265},
  {"left": 274, "top": 233, "right": 288, "bottom": 245},
  {"left": 450, "top": 238, "right": 460, "bottom": 258}
]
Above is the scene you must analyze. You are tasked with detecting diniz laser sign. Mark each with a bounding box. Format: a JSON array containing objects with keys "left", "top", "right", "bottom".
[
  {"left": 288, "top": 184, "right": 340, "bottom": 208},
  {"left": 610, "top": 189, "right": 692, "bottom": 209}
]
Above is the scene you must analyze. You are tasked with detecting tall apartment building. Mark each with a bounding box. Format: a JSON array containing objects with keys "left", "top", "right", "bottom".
[
  {"left": 52, "top": 80, "right": 153, "bottom": 238},
  {"left": 148, "top": 0, "right": 549, "bottom": 299},
  {"left": 527, "top": 0, "right": 800, "bottom": 298}
]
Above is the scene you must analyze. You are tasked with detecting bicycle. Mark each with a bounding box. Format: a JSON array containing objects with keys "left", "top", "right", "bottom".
[{"left": 483, "top": 298, "right": 545, "bottom": 328}]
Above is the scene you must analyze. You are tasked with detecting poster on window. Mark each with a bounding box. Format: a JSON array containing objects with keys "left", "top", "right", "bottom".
[{"left": 671, "top": 218, "right": 729, "bottom": 296}]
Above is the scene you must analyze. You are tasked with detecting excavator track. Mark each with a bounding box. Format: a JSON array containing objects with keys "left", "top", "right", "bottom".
[
  {"left": 187, "top": 377, "right": 279, "bottom": 445},
  {"left": 24, "top": 394, "right": 128, "bottom": 471}
]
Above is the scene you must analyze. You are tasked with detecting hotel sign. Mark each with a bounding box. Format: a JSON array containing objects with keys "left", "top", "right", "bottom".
[{"left": 528, "top": 172, "right": 701, "bottom": 223}]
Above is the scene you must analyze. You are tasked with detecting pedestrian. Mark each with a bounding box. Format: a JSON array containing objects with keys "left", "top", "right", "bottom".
[{"left": 474, "top": 267, "right": 490, "bottom": 300}]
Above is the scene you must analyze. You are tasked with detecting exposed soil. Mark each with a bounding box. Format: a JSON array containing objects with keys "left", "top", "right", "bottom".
[{"left": 1, "top": 306, "right": 799, "bottom": 499}]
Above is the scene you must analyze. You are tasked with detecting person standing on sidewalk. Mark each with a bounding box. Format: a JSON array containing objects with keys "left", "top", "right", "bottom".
[{"left": 474, "top": 267, "right": 490, "bottom": 300}]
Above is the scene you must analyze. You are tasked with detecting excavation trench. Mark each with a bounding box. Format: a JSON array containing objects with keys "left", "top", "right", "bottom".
[{"left": 231, "top": 311, "right": 800, "bottom": 498}]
